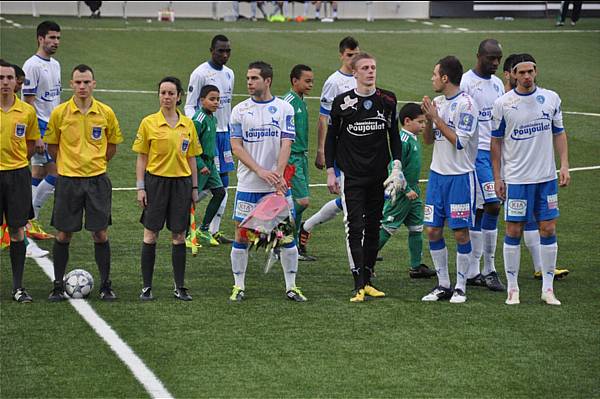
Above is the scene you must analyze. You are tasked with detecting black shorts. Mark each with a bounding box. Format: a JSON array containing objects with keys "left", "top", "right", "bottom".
[
  {"left": 140, "top": 172, "right": 192, "bottom": 233},
  {"left": 51, "top": 174, "right": 112, "bottom": 233},
  {"left": 0, "top": 167, "right": 33, "bottom": 229}
]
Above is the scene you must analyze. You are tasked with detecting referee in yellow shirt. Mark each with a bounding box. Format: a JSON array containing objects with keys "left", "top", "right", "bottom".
[
  {"left": 44, "top": 64, "right": 123, "bottom": 301},
  {"left": 133, "top": 76, "right": 201, "bottom": 301},
  {"left": 0, "top": 60, "right": 40, "bottom": 302}
]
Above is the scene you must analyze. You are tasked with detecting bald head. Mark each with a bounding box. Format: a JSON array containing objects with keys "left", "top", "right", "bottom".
[{"left": 475, "top": 38, "right": 503, "bottom": 77}]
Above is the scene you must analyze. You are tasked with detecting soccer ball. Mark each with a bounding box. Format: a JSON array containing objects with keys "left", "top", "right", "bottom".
[{"left": 64, "top": 269, "right": 94, "bottom": 299}]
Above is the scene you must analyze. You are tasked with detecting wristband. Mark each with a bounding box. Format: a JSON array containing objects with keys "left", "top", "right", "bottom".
[
  {"left": 136, "top": 180, "right": 145, "bottom": 190},
  {"left": 192, "top": 186, "right": 198, "bottom": 190}
]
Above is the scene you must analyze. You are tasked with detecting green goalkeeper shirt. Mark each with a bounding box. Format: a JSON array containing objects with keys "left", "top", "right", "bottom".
[
  {"left": 192, "top": 107, "right": 217, "bottom": 169},
  {"left": 388, "top": 128, "right": 422, "bottom": 195},
  {"left": 282, "top": 90, "right": 309, "bottom": 153}
]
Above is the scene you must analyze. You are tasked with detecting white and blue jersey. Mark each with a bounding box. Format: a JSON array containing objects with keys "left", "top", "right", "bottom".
[
  {"left": 185, "top": 61, "right": 235, "bottom": 173},
  {"left": 461, "top": 70, "right": 504, "bottom": 206},
  {"left": 22, "top": 54, "right": 61, "bottom": 125},
  {"left": 492, "top": 87, "right": 564, "bottom": 184},
  {"left": 230, "top": 96, "right": 295, "bottom": 193},
  {"left": 319, "top": 70, "right": 356, "bottom": 117}
]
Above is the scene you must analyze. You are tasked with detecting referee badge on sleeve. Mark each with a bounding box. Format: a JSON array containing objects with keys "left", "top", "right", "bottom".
[
  {"left": 15, "top": 124, "right": 26, "bottom": 138},
  {"left": 91, "top": 126, "right": 103, "bottom": 140}
]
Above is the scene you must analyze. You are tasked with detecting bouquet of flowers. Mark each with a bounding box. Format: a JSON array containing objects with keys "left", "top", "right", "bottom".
[{"left": 239, "top": 193, "right": 295, "bottom": 254}]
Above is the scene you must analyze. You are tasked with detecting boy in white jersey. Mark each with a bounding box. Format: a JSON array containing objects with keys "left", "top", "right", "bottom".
[
  {"left": 460, "top": 39, "right": 505, "bottom": 292},
  {"left": 298, "top": 36, "right": 359, "bottom": 260},
  {"left": 228, "top": 61, "right": 306, "bottom": 303},
  {"left": 185, "top": 35, "right": 235, "bottom": 244},
  {"left": 22, "top": 21, "right": 62, "bottom": 240},
  {"left": 491, "top": 53, "right": 570, "bottom": 306},
  {"left": 421, "top": 56, "right": 478, "bottom": 304}
]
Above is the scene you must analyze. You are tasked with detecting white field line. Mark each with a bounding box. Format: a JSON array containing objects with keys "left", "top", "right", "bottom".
[
  {"left": 66, "top": 89, "right": 600, "bottom": 117},
  {"left": 32, "top": 257, "right": 174, "bottom": 399},
  {"left": 112, "top": 165, "right": 600, "bottom": 191},
  {"left": 2, "top": 24, "right": 599, "bottom": 34}
]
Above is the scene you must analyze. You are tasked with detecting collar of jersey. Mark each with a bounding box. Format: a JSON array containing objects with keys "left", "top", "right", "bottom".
[
  {"left": 157, "top": 109, "right": 186, "bottom": 128},
  {"left": 2, "top": 94, "right": 25, "bottom": 113},
  {"left": 470, "top": 69, "right": 491, "bottom": 80},
  {"left": 337, "top": 70, "right": 353, "bottom": 77},
  {"left": 353, "top": 88, "right": 376, "bottom": 97},
  {"left": 34, "top": 54, "right": 52, "bottom": 62},
  {"left": 251, "top": 96, "right": 275, "bottom": 104},
  {"left": 445, "top": 91, "right": 463, "bottom": 101},
  {"left": 208, "top": 61, "right": 223, "bottom": 71},
  {"left": 401, "top": 128, "right": 417, "bottom": 140},
  {"left": 513, "top": 86, "right": 538, "bottom": 97},
  {"left": 68, "top": 96, "right": 100, "bottom": 114}
]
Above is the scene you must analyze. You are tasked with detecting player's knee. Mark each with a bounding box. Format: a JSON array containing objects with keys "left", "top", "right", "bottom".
[
  {"left": 91, "top": 230, "right": 108, "bottom": 243},
  {"left": 171, "top": 231, "right": 185, "bottom": 245},
  {"left": 297, "top": 198, "right": 309, "bottom": 209},
  {"left": 56, "top": 231, "right": 72, "bottom": 243},
  {"left": 143, "top": 229, "right": 158, "bottom": 244},
  {"left": 505, "top": 222, "right": 523, "bottom": 238},
  {"left": 427, "top": 227, "right": 443, "bottom": 241},
  {"left": 8, "top": 227, "right": 25, "bottom": 242},
  {"left": 538, "top": 222, "right": 556, "bottom": 238},
  {"left": 484, "top": 202, "right": 501, "bottom": 216},
  {"left": 453, "top": 228, "right": 470, "bottom": 245}
]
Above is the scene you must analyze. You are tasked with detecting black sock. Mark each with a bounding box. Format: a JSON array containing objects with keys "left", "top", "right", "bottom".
[
  {"left": 352, "top": 268, "right": 363, "bottom": 291},
  {"left": 9, "top": 240, "right": 26, "bottom": 290},
  {"left": 53, "top": 240, "right": 70, "bottom": 282},
  {"left": 172, "top": 243, "right": 186, "bottom": 288},
  {"left": 141, "top": 242, "right": 156, "bottom": 288},
  {"left": 94, "top": 241, "right": 111, "bottom": 285}
]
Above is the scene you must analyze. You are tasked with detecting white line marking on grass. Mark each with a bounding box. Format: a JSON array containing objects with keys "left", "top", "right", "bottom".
[
  {"left": 79, "top": 89, "right": 600, "bottom": 117},
  {"left": 32, "top": 256, "right": 173, "bottom": 399},
  {"left": 4, "top": 25, "right": 599, "bottom": 34},
  {"left": 112, "top": 165, "right": 600, "bottom": 191},
  {"left": 421, "top": 21, "right": 434, "bottom": 25},
  {"left": 440, "top": 24, "right": 452, "bottom": 28}
]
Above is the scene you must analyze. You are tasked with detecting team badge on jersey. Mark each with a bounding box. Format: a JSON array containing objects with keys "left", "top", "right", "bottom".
[
  {"left": 268, "top": 106, "right": 277, "bottom": 114},
  {"left": 286, "top": 115, "right": 295, "bottom": 131},
  {"left": 188, "top": 86, "right": 194, "bottom": 93},
  {"left": 363, "top": 99, "right": 372, "bottom": 110},
  {"left": 91, "top": 127, "right": 103, "bottom": 140},
  {"left": 536, "top": 95, "right": 545, "bottom": 104},
  {"left": 181, "top": 138, "right": 190, "bottom": 153},
  {"left": 458, "top": 113, "right": 474, "bottom": 131},
  {"left": 451, "top": 102, "right": 457, "bottom": 111},
  {"left": 15, "top": 124, "right": 26, "bottom": 138}
]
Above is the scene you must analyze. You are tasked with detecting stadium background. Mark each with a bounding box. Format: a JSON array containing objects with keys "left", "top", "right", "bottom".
[{"left": 1, "top": 3, "right": 599, "bottom": 398}]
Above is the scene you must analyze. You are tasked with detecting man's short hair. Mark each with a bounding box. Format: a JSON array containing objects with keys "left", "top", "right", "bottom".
[
  {"left": 478, "top": 38, "right": 500, "bottom": 55},
  {"left": 511, "top": 53, "right": 537, "bottom": 71},
  {"left": 210, "top": 34, "right": 229, "bottom": 49},
  {"left": 350, "top": 52, "right": 375, "bottom": 70},
  {"left": 339, "top": 36, "right": 359, "bottom": 53},
  {"left": 398, "top": 103, "right": 424, "bottom": 125},
  {"left": 248, "top": 61, "right": 273, "bottom": 82},
  {"left": 0, "top": 59, "right": 15, "bottom": 71},
  {"left": 290, "top": 64, "right": 312, "bottom": 84},
  {"left": 200, "top": 84, "right": 219, "bottom": 99},
  {"left": 36, "top": 20, "right": 61, "bottom": 38},
  {"left": 437, "top": 56, "right": 463, "bottom": 86},
  {"left": 12, "top": 64, "right": 25, "bottom": 79},
  {"left": 72, "top": 64, "right": 94, "bottom": 78},
  {"left": 503, "top": 53, "right": 519, "bottom": 72}
]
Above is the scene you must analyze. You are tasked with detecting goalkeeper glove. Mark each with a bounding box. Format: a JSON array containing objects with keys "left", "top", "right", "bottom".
[{"left": 383, "top": 160, "right": 407, "bottom": 205}]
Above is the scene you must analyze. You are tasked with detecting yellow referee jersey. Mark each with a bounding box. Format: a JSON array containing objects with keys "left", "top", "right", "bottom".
[
  {"left": 132, "top": 110, "right": 202, "bottom": 177},
  {"left": 44, "top": 97, "right": 123, "bottom": 177},
  {"left": 0, "top": 95, "right": 40, "bottom": 171}
]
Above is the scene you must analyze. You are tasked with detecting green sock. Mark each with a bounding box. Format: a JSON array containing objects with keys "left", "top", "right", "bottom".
[
  {"left": 408, "top": 231, "right": 423, "bottom": 269},
  {"left": 293, "top": 202, "right": 306, "bottom": 241},
  {"left": 378, "top": 229, "right": 391, "bottom": 251}
]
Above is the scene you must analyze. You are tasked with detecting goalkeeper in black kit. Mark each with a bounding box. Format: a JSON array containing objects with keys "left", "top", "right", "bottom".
[{"left": 325, "top": 52, "right": 406, "bottom": 302}]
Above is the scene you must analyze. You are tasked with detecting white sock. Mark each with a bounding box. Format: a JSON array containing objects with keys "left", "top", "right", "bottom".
[
  {"left": 303, "top": 1, "right": 309, "bottom": 16},
  {"left": 503, "top": 243, "right": 521, "bottom": 292},
  {"left": 230, "top": 246, "right": 248, "bottom": 290},
  {"left": 33, "top": 178, "right": 55, "bottom": 219},
  {"left": 209, "top": 190, "right": 228, "bottom": 235},
  {"left": 430, "top": 247, "right": 450, "bottom": 288},
  {"left": 280, "top": 245, "right": 298, "bottom": 291},
  {"left": 303, "top": 199, "right": 341, "bottom": 232},
  {"left": 482, "top": 228, "right": 498, "bottom": 275},
  {"left": 524, "top": 229, "right": 542, "bottom": 273},
  {"left": 540, "top": 242, "right": 558, "bottom": 292},
  {"left": 456, "top": 252, "right": 470, "bottom": 292},
  {"left": 468, "top": 230, "right": 482, "bottom": 278}
]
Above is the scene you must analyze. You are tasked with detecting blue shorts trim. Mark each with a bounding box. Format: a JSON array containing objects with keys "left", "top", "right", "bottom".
[
  {"left": 474, "top": 150, "right": 500, "bottom": 207},
  {"left": 233, "top": 190, "right": 294, "bottom": 222},
  {"left": 216, "top": 131, "right": 235, "bottom": 173},
  {"left": 504, "top": 179, "right": 559, "bottom": 223},
  {"left": 424, "top": 170, "right": 475, "bottom": 230}
]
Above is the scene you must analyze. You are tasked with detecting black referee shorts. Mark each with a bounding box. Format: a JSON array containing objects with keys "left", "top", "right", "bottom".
[
  {"left": 0, "top": 167, "right": 33, "bottom": 229},
  {"left": 140, "top": 172, "right": 192, "bottom": 233},
  {"left": 51, "top": 174, "right": 112, "bottom": 233}
]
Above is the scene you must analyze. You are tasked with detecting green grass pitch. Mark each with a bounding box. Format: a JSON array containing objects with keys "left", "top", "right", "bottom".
[{"left": 1, "top": 15, "right": 599, "bottom": 398}]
